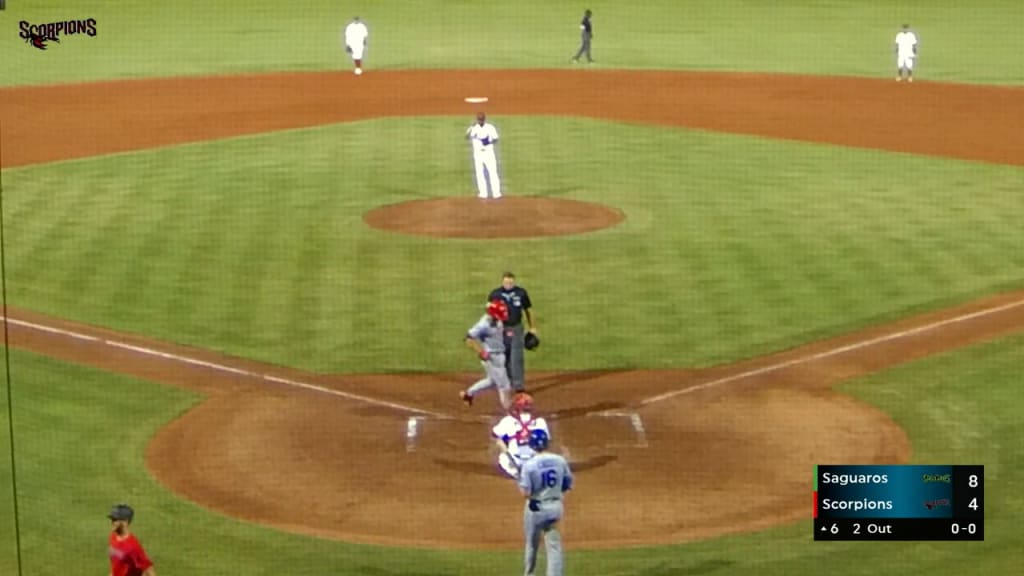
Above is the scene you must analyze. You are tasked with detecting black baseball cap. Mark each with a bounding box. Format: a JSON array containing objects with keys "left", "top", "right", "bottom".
[{"left": 108, "top": 504, "right": 134, "bottom": 522}]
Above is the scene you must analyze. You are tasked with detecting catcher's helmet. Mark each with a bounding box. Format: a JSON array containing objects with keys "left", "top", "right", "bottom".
[
  {"left": 108, "top": 504, "right": 135, "bottom": 522},
  {"left": 528, "top": 428, "right": 550, "bottom": 451},
  {"left": 511, "top": 392, "right": 534, "bottom": 413},
  {"left": 486, "top": 299, "right": 509, "bottom": 322}
]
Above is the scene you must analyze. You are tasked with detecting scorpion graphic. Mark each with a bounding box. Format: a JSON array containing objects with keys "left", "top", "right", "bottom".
[{"left": 26, "top": 33, "right": 59, "bottom": 50}]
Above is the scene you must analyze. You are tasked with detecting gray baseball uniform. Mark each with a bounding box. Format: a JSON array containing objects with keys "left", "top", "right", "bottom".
[
  {"left": 572, "top": 11, "right": 593, "bottom": 63},
  {"left": 518, "top": 452, "right": 574, "bottom": 576},
  {"left": 465, "top": 315, "right": 512, "bottom": 405}
]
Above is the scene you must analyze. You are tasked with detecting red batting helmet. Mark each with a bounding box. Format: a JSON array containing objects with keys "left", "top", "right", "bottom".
[
  {"left": 486, "top": 299, "right": 509, "bottom": 322},
  {"left": 511, "top": 392, "right": 534, "bottom": 413}
]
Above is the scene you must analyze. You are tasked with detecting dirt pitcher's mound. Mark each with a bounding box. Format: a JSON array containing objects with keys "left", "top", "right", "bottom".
[{"left": 363, "top": 197, "right": 625, "bottom": 238}]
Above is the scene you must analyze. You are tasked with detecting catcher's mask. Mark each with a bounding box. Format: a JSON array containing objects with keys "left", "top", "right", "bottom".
[
  {"left": 486, "top": 299, "right": 509, "bottom": 322},
  {"left": 511, "top": 392, "right": 534, "bottom": 413},
  {"left": 527, "top": 428, "right": 550, "bottom": 451}
]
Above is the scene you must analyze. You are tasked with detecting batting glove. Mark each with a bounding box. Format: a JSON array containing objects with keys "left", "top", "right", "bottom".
[{"left": 479, "top": 350, "right": 491, "bottom": 361}]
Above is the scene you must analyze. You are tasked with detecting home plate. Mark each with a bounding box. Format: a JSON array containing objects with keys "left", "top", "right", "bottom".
[{"left": 464, "top": 97, "right": 489, "bottom": 103}]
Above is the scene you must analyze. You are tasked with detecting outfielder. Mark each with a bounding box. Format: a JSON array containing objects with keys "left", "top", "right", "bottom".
[
  {"left": 518, "top": 429, "right": 573, "bottom": 576},
  {"left": 465, "top": 112, "right": 502, "bottom": 199},
  {"left": 571, "top": 9, "right": 594, "bottom": 64},
  {"left": 461, "top": 299, "right": 514, "bottom": 410},
  {"left": 492, "top": 392, "right": 550, "bottom": 479},
  {"left": 895, "top": 23, "right": 918, "bottom": 82},
  {"left": 343, "top": 16, "right": 369, "bottom": 75}
]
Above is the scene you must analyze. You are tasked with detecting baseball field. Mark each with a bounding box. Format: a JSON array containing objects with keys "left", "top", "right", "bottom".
[{"left": 1, "top": 0, "right": 1023, "bottom": 574}]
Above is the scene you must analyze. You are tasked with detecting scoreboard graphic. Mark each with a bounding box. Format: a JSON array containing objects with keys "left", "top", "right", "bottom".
[{"left": 814, "top": 465, "right": 984, "bottom": 541}]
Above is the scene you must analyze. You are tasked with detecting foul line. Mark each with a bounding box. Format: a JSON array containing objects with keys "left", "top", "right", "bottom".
[
  {"left": 5, "top": 295, "right": 1024, "bottom": 423},
  {"left": 640, "top": 297, "right": 1024, "bottom": 407},
  {"left": 2, "top": 316, "right": 447, "bottom": 419}
]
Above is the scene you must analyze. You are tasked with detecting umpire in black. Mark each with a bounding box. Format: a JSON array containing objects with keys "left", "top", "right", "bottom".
[{"left": 489, "top": 272, "right": 537, "bottom": 393}]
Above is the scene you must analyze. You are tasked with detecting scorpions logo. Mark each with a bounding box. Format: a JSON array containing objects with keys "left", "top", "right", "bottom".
[{"left": 19, "top": 18, "right": 97, "bottom": 50}]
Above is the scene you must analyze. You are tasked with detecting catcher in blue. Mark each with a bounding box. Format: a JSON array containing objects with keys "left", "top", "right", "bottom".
[
  {"left": 461, "top": 299, "right": 514, "bottom": 410},
  {"left": 518, "top": 428, "right": 573, "bottom": 576}
]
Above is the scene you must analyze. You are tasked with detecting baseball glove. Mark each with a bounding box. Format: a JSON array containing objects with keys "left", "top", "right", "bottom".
[{"left": 524, "top": 332, "right": 540, "bottom": 351}]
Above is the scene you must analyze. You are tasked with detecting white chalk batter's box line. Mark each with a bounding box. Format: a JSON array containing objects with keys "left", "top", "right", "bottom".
[{"left": 404, "top": 411, "right": 648, "bottom": 453}]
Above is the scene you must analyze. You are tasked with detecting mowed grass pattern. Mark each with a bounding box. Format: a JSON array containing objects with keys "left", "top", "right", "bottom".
[{"left": 5, "top": 117, "right": 1024, "bottom": 372}]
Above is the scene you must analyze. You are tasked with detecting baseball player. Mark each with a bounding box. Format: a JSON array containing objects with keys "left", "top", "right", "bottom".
[
  {"left": 343, "top": 16, "right": 369, "bottom": 75},
  {"left": 108, "top": 504, "right": 157, "bottom": 576},
  {"left": 518, "top": 429, "right": 573, "bottom": 576},
  {"left": 895, "top": 24, "right": 918, "bottom": 82},
  {"left": 571, "top": 9, "right": 594, "bottom": 64},
  {"left": 465, "top": 112, "right": 502, "bottom": 199},
  {"left": 461, "top": 299, "right": 514, "bottom": 410},
  {"left": 491, "top": 392, "right": 550, "bottom": 479}
]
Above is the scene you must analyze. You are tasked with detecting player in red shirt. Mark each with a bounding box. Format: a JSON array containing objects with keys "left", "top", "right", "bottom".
[{"left": 108, "top": 504, "right": 156, "bottom": 576}]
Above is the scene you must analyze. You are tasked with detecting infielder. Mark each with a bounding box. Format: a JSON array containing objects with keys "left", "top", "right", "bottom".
[
  {"left": 465, "top": 112, "right": 502, "bottom": 199},
  {"left": 518, "top": 429, "right": 573, "bottom": 576},
  {"left": 343, "top": 16, "right": 369, "bottom": 75},
  {"left": 461, "top": 299, "right": 514, "bottom": 410},
  {"left": 895, "top": 24, "right": 918, "bottom": 82},
  {"left": 492, "top": 392, "right": 550, "bottom": 479}
]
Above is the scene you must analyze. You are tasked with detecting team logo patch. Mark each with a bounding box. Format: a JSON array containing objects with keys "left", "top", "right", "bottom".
[{"left": 19, "top": 18, "right": 97, "bottom": 49}]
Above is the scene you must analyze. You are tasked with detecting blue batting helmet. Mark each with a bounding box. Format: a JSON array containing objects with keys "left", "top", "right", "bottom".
[{"left": 528, "top": 429, "right": 550, "bottom": 451}]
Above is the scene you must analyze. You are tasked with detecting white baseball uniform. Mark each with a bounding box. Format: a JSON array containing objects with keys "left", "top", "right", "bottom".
[
  {"left": 466, "top": 121, "right": 502, "bottom": 199},
  {"left": 344, "top": 19, "right": 369, "bottom": 62},
  {"left": 493, "top": 411, "right": 549, "bottom": 478},
  {"left": 895, "top": 30, "right": 917, "bottom": 71}
]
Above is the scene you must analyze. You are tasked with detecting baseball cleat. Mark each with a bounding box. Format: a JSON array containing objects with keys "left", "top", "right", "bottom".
[
  {"left": 354, "top": 67, "right": 363, "bottom": 76},
  {"left": 460, "top": 391, "right": 473, "bottom": 406}
]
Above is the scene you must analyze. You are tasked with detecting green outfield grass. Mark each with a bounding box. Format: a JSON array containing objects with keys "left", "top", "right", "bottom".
[
  {"left": 4, "top": 117, "right": 1024, "bottom": 373},
  {"left": 1, "top": 333, "right": 1021, "bottom": 575},
  {"left": 2, "top": 0, "right": 1023, "bottom": 86}
]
